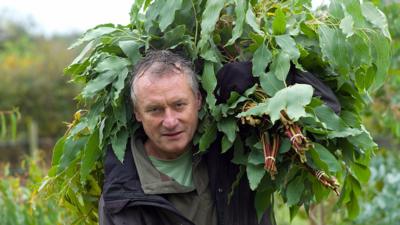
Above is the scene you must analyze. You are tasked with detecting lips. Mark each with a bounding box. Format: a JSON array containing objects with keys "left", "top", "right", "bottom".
[{"left": 162, "top": 131, "right": 183, "bottom": 138}]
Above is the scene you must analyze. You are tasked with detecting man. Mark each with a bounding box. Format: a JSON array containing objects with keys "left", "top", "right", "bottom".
[{"left": 99, "top": 50, "right": 273, "bottom": 225}]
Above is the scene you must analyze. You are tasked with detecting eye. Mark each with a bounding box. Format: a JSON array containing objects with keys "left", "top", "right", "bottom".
[
  {"left": 175, "top": 102, "right": 187, "bottom": 109},
  {"left": 146, "top": 107, "right": 162, "bottom": 113}
]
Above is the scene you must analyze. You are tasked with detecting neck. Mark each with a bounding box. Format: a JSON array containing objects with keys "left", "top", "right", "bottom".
[{"left": 144, "top": 141, "right": 188, "bottom": 160}]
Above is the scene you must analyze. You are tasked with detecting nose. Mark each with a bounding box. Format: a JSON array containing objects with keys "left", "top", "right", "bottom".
[{"left": 162, "top": 108, "right": 178, "bottom": 129}]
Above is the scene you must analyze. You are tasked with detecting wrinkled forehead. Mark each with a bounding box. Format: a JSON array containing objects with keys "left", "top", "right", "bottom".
[{"left": 138, "top": 61, "right": 184, "bottom": 79}]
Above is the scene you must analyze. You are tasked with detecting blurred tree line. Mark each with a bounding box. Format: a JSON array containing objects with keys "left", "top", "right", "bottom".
[
  {"left": 0, "top": 15, "right": 82, "bottom": 168},
  {"left": 0, "top": 17, "right": 81, "bottom": 142}
]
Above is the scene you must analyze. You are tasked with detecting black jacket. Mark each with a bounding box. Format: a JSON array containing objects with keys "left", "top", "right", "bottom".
[{"left": 99, "top": 137, "right": 273, "bottom": 225}]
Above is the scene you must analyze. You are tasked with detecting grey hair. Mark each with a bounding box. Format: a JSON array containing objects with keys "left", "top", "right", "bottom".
[{"left": 130, "top": 50, "right": 200, "bottom": 108}]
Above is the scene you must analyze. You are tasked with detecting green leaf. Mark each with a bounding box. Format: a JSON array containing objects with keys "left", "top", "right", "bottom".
[
  {"left": 221, "top": 135, "right": 233, "bottom": 153},
  {"left": 118, "top": 40, "right": 143, "bottom": 65},
  {"left": 289, "top": 205, "right": 300, "bottom": 221},
  {"left": 272, "top": 8, "right": 286, "bottom": 35},
  {"left": 275, "top": 35, "right": 300, "bottom": 60},
  {"left": 95, "top": 56, "right": 131, "bottom": 73},
  {"left": 199, "top": 122, "right": 217, "bottom": 151},
  {"left": 217, "top": 117, "right": 237, "bottom": 143},
  {"left": 247, "top": 163, "right": 266, "bottom": 190},
  {"left": 252, "top": 43, "right": 272, "bottom": 77},
  {"left": 269, "top": 51, "right": 290, "bottom": 81},
  {"left": 82, "top": 57, "right": 130, "bottom": 98},
  {"left": 69, "top": 26, "right": 117, "bottom": 49},
  {"left": 238, "top": 84, "right": 314, "bottom": 124},
  {"left": 58, "top": 136, "right": 89, "bottom": 172},
  {"left": 369, "top": 32, "right": 391, "bottom": 91},
  {"left": 159, "top": 0, "right": 183, "bottom": 31},
  {"left": 10, "top": 113, "right": 17, "bottom": 140},
  {"left": 255, "top": 188, "right": 273, "bottom": 222},
  {"left": 347, "top": 127, "right": 377, "bottom": 150},
  {"left": 339, "top": 14, "right": 354, "bottom": 38},
  {"left": 318, "top": 25, "right": 350, "bottom": 77},
  {"left": 71, "top": 41, "right": 94, "bottom": 65},
  {"left": 361, "top": 2, "right": 390, "bottom": 39},
  {"left": 286, "top": 175, "right": 304, "bottom": 206},
  {"left": 0, "top": 113, "right": 6, "bottom": 138},
  {"left": 311, "top": 143, "right": 340, "bottom": 173},
  {"left": 201, "top": 62, "right": 217, "bottom": 110},
  {"left": 80, "top": 129, "right": 101, "bottom": 183},
  {"left": 350, "top": 162, "right": 370, "bottom": 183},
  {"left": 313, "top": 104, "right": 362, "bottom": 138},
  {"left": 112, "top": 68, "right": 130, "bottom": 101},
  {"left": 226, "top": 0, "right": 247, "bottom": 46},
  {"left": 279, "top": 138, "right": 291, "bottom": 153},
  {"left": 51, "top": 136, "right": 67, "bottom": 167},
  {"left": 347, "top": 191, "right": 360, "bottom": 219},
  {"left": 246, "top": 4, "right": 263, "bottom": 35},
  {"left": 199, "top": 0, "right": 225, "bottom": 40},
  {"left": 248, "top": 149, "right": 264, "bottom": 165},
  {"left": 111, "top": 128, "right": 129, "bottom": 162},
  {"left": 260, "top": 71, "right": 285, "bottom": 96}
]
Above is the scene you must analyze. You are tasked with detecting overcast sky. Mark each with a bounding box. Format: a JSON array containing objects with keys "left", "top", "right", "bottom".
[
  {"left": 0, "top": 0, "right": 327, "bottom": 36},
  {"left": 0, "top": 0, "right": 133, "bottom": 35}
]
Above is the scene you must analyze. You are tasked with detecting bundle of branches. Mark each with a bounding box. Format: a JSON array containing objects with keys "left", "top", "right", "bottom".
[{"left": 39, "top": 0, "right": 391, "bottom": 223}]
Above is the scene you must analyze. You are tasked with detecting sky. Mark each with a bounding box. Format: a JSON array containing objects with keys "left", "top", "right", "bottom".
[
  {"left": 0, "top": 0, "right": 327, "bottom": 36},
  {"left": 0, "top": 0, "right": 134, "bottom": 36}
]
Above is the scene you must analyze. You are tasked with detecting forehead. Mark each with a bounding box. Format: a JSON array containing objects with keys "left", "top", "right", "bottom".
[{"left": 134, "top": 70, "right": 194, "bottom": 106}]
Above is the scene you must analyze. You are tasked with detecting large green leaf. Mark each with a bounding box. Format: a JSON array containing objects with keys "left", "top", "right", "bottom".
[
  {"left": 58, "top": 136, "right": 89, "bottom": 172},
  {"left": 238, "top": 84, "right": 314, "bottom": 124},
  {"left": 69, "top": 26, "right": 117, "bottom": 49},
  {"left": 361, "top": 2, "right": 390, "bottom": 39},
  {"left": 310, "top": 143, "right": 340, "bottom": 173},
  {"left": 312, "top": 104, "right": 362, "bottom": 138},
  {"left": 246, "top": 4, "right": 263, "bottom": 35},
  {"left": 247, "top": 164, "right": 266, "bottom": 190},
  {"left": 217, "top": 117, "right": 237, "bottom": 144},
  {"left": 252, "top": 43, "right": 272, "bottom": 77},
  {"left": 199, "top": 122, "right": 217, "bottom": 152},
  {"left": 51, "top": 136, "right": 67, "bottom": 167},
  {"left": 318, "top": 24, "right": 350, "bottom": 77},
  {"left": 111, "top": 128, "right": 129, "bottom": 162},
  {"left": 82, "top": 56, "right": 130, "bottom": 98},
  {"left": 80, "top": 129, "right": 101, "bottom": 183},
  {"left": 275, "top": 35, "right": 300, "bottom": 61},
  {"left": 272, "top": 8, "right": 286, "bottom": 35},
  {"left": 159, "top": 0, "right": 183, "bottom": 31},
  {"left": 112, "top": 68, "right": 130, "bottom": 102},
  {"left": 369, "top": 32, "right": 391, "bottom": 91},
  {"left": 260, "top": 71, "right": 285, "bottom": 96},
  {"left": 198, "top": 0, "right": 225, "bottom": 51},
  {"left": 339, "top": 13, "right": 354, "bottom": 38},
  {"left": 118, "top": 40, "right": 143, "bottom": 65},
  {"left": 269, "top": 51, "right": 291, "bottom": 81},
  {"left": 226, "top": 0, "right": 247, "bottom": 46},
  {"left": 201, "top": 62, "right": 217, "bottom": 110},
  {"left": 286, "top": 174, "right": 304, "bottom": 206}
]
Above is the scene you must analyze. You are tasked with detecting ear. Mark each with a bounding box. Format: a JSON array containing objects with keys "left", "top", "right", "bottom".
[
  {"left": 196, "top": 92, "right": 202, "bottom": 110},
  {"left": 134, "top": 107, "right": 142, "bottom": 122}
]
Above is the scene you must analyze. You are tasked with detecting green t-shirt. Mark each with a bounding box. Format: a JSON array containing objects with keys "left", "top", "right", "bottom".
[{"left": 149, "top": 150, "right": 194, "bottom": 187}]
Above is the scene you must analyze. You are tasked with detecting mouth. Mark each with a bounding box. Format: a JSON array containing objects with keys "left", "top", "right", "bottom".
[{"left": 162, "top": 131, "right": 183, "bottom": 138}]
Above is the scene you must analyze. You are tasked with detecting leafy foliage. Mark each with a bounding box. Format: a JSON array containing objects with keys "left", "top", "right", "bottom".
[
  {"left": 40, "top": 0, "right": 391, "bottom": 223},
  {"left": 0, "top": 155, "right": 71, "bottom": 225},
  {"left": 0, "top": 21, "right": 80, "bottom": 138},
  {"left": 0, "top": 109, "right": 20, "bottom": 140}
]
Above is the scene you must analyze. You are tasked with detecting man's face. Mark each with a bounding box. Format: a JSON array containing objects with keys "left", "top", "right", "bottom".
[{"left": 134, "top": 69, "right": 201, "bottom": 159}]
